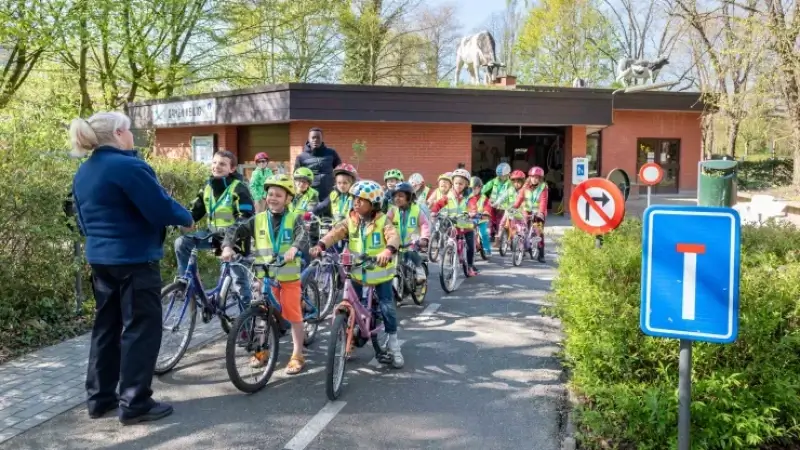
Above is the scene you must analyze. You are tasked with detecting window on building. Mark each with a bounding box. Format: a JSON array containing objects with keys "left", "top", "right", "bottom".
[{"left": 586, "top": 132, "right": 601, "bottom": 177}]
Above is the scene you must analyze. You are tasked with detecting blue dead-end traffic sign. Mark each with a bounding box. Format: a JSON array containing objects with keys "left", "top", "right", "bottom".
[{"left": 640, "top": 205, "right": 741, "bottom": 344}]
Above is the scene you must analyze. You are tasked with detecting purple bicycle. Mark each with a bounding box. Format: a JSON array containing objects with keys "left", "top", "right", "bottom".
[{"left": 323, "top": 249, "right": 391, "bottom": 400}]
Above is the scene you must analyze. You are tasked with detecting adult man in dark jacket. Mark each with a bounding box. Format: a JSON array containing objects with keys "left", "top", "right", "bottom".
[{"left": 295, "top": 128, "right": 342, "bottom": 215}]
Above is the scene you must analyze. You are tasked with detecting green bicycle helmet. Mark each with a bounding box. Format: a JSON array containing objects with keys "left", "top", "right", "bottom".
[
  {"left": 383, "top": 169, "right": 404, "bottom": 181},
  {"left": 293, "top": 167, "right": 314, "bottom": 182}
]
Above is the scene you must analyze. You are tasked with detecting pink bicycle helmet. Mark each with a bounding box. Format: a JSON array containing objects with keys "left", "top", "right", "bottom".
[{"left": 529, "top": 166, "right": 545, "bottom": 177}]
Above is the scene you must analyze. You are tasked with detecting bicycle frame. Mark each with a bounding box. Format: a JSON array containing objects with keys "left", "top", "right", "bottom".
[
  {"left": 332, "top": 261, "right": 381, "bottom": 356},
  {"left": 164, "top": 248, "right": 231, "bottom": 330}
]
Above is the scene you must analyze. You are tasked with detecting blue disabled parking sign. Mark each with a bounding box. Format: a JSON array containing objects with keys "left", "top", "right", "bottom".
[{"left": 640, "top": 205, "right": 741, "bottom": 344}]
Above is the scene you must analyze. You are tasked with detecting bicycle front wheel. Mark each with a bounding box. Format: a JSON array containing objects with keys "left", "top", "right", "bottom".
[
  {"left": 512, "top": 236, "right": 524, "bottom": 267},
  {"left": 225, "top": 305, "right": 279, "bottom": 393},
  {"left": 316, "top": 264, "right": 339, "bottom": 320},
  {"left": 326, "top": 313, "right": 349, "bottom": 400},
  {"left": 155, "top": 282, "right": 196, "bottom": 375},
  {"left": 302, "top": 278, "right": 321, "bottom": 346},
  {"left": 428, "top": 231, "right": 441, "bottom": 262},
  {"left": 439, "top": 244, "right": 458, "bottom": 293}
]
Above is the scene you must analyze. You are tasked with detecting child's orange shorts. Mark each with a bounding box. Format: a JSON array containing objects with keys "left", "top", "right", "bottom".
[{"left": 271, "top": 280, "right": 302, "bottom": 323}]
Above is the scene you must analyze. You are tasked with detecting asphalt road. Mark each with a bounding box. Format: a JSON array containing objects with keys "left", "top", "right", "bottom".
[{"left": 2, "top": 230, "right": 567, "bottom": 450}]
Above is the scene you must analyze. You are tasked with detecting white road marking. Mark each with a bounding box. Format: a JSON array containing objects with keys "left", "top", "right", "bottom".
[
  {"left": 283, "top": 401, "right": 348, "bottom": 450},
  {"left": 419, "top": 303, "right": 440, "bottom": 317}
]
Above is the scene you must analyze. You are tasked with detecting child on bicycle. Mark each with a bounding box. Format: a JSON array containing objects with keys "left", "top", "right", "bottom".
[
  {"left": 469, "top": 176, "right": 493, "bottom": 257},
  {"left": 387, "top": 182, "right": 430, "bottom": 283},
  {"left": 175, "top": 150, "right": 254, "bottom": 306},
  {"left": 427, "top": 172, "right": 452, "bottom": 207},
  {"left": 512, "top": 166, "right": 548, "bottom": 262},
  {"left": 430, "top": 169, "right": 487, "bottom": 277},
  {"left": 482, "top": 163, "right": 514, "bottom": 242},
  {"left": 309, "top": 180, "right": 404, "bottom": 369},
  {"left": 313, "top": 163, "right": 358, "bottom": 221},
  {"left": 221, "top": 174, "right": 310, "bottom": 374},
  {"left": 501, "top": 170, "right": 529, "bottom": 237},
  {"left": 381, "top": 169, "right": 404, "bottom": 212},
  {"left": 291, "top": 167, "right": 319, "bottom": 214},
  {"left": 408, "top": 173, "right": 429, "bottom": 206}
]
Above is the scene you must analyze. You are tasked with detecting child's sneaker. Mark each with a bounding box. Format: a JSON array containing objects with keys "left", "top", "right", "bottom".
[{"left": 414, "top": 266, "right": 427, "bottom": 283}]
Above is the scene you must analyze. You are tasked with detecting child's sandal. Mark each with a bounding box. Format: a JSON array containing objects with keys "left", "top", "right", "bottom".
[{"left": 286, "top": 355, "right": 305, "bottom": 375}]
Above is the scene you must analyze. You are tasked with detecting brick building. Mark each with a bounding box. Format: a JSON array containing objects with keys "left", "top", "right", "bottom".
[{"left": 128, "top": 82, "right": 705, "bottom": 207}]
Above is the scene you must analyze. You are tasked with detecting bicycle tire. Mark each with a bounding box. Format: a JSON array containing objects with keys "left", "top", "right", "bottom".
[
  {"left": 315, "top": 263, "right": 339, "bottom": 320},
  {"left": 428, "top": 231, "right": 441, "bottom": 262},
  {"left": 302, "top": 278, "right": 321, "bottom": 345},
  {"left": 439, "top": 244, "right": 457, "bottom": 293},
  {"left": 478, "top": 237, "right": 487, "bottom": 261},
  {"left": 512, "top": 236, "right": 524, "bottom": 267},
  {"left": 326, "top": 313, "right": 349, "bottom": 400},
  {"left": 498, "top": 229, "right": 509, "bottom": 257},
  {"left": 225, "top": 305, "right": 279, "bottom": 393},
  {"left": 412, "top": 262, "right": 428, "bottom": 305},
  {"left": 155, "top": 282, "right": 196, "bottom": 375},
  {"left": 370, "top": 290, "right": 390, "bottom": 358}
]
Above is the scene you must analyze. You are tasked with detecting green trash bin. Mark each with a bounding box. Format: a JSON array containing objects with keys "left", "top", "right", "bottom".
[{"left": 698, "top": 160, "right": 738, "bottom": 207}]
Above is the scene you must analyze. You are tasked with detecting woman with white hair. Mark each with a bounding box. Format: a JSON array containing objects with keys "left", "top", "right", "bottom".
[{"left": 69, "top": 111, "right": 193, "bottom": 425}]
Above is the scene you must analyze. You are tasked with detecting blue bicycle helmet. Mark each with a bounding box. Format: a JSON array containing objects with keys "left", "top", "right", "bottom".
[
  {"left": 496, "top": 162, "right": 511, "bottom": 177},
  {"left": 392, "top": 182, "right": 416, "bottom": 201}
]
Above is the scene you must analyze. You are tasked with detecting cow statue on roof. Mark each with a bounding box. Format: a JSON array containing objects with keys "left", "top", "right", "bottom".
[{"left": 454, "top": 31, "right": 505, "bottom": 85}]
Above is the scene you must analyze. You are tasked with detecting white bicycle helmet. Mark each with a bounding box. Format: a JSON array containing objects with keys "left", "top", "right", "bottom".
[
  {"left": 496, "top": 163, "right": 511, "bottom": 176},
  {"left": 451, "top": 168, "right": 471, "bottom": 182},
  {"left": 408, "top": 173, "right": 424, "bottom": 187}
]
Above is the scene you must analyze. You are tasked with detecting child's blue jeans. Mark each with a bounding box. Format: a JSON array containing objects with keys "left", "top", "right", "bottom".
[{"left": 477, "top": 221, "right": 491, "bottom": 255}]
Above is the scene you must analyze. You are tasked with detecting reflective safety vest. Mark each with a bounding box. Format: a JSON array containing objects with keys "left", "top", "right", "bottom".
[
  {"left": 330, "top": 191, "right": 352, "bottom": 220},
  {"left": 509, "top": 188, "right": 528, "bottom": 220},
  {"left": 292, "top": 187, "right": 319, "bottom": 213},
  {"left": 490, "top": 178, "right": 513, "bottom": 209},
  {"left": 442, "top": 195, "right": 474, "bottom": 230},
  {"left": 415, "top": 186, "right": 430, "bottom": 206},
  {"left": 472, "top": 194, "right": 489, "bottom": 224},
  {"left": 347, "top": 214, "right": 396, "bottom": 285},
  {"left": 529, "top": 183, "right": 548, "bottom": 211},
  {"left": 203, "top": 180, "right": 241, "bottom": 231},
  {"left": 253, "top": 211, "right": 301, "bottom": 281},
  {"left": 390, "top": 204, "right": 421, "bottom": 247},
  {"left": 430, "top": 189, "right": 448, "bottom": 203}
]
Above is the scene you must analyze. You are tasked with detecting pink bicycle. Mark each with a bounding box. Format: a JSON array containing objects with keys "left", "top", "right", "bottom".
[
  {"left": 324, "top": 249, "right": 391, "bottom": 400},
  {"left": 439, "top": 212, "right": 474, "bottom": 293}
]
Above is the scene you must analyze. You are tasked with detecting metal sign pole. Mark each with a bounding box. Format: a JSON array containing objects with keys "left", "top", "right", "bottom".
[
  {"left": 647, "top": 185, "right": 651, "bottom": 207},
  {"left": 678, "top": 339, "right": 692, "bottom": 450}
]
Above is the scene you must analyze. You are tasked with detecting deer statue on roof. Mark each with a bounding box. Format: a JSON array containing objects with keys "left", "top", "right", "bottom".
[
  {"left": 616, "top": 55, "right": 670, "bottom": 87},
  {"left": 454, "top": 30, "right": 506, "bottom": 85}
]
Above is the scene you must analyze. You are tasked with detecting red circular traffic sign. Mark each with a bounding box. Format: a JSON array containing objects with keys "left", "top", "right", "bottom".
[
  {"left": 638, "top": 163, "right": 664, "bottom": 186},
  {"left": 569, "top": 178, "right": 626, "bottom": 235}
]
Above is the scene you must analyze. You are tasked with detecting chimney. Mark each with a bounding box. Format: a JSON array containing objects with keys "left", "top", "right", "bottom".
[{"left": 494, "top": 75, "right": 517, "bottom": 89}]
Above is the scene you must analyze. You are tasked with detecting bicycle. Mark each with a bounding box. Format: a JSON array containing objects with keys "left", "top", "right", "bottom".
[
  {"left": 428, "top": 212, "right": 452, "bottom": 263},
  {"left": 301, "top": 213, "right": 340, "bottom": 320},
  {"left": 156, "top": 232, "right": 248, "bottom": 375},
  {"left": 225, "top": 256, "right": 322, "bottom": 393},
  {"left": 510, "top": 213, "right": 530, "bottom": 267},
  {"left": 325, "top": 254, "right": 392, "bottom": 400},
  {"left": 392, "top": 241, "right": 429, "bottom": 306},
  {"left": 439, "top": 213, "right": 473, "bottom": 293}
]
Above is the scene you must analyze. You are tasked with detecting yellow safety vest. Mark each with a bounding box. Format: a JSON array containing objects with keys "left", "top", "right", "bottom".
[
  {"left": 390, "top": 204, "right": 421, "bottom": 247},
  {"left": 291, "top": 187, "right": 319, "bottom": 213},
  {"left": 203, "top": 180, "right": 241, "bottom": 231},
  {"left": 509, "top": 188, "right": 527, "bottom": 220},
  {"left": 252, "top": 211, "right": 301, "bottom": 282},
  {"left": 431, "top": 189, "right": 448, "bottom": 203},
  {"left": 416, "top": 186, "right": 430, "bottom": 205},
  {"left": 330, "top": 191, "right": 352, "bottom": 220},
  {"left": 347, "top": 214, "right": 396, "bottom": 285},
  {"left": 473, "top": 194, "right": 489, "bottom": 224},
  {"left": 443, "top": 195, "right": 474, "bottom": 230},
  {"left": 529, "top": 183, "right": 547, "bottom": 211}
]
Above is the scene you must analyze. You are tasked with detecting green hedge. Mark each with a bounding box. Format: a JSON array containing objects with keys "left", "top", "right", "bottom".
[
  {"left": 737, "top": 159, "right": 793, "bottom": 190},
  {"left": 553, "top": 220, "right": 800, "bottom": 449},
  {"left": 0, "top": 110, "right": 212, "bottom": 361}
]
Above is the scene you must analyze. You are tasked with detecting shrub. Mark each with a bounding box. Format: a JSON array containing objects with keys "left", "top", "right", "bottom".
[
  {"left": 553, "top": 219, "right": 800, "bottom": 449},
  {"left": 737, "top": 159, "right": 793, "bottom": 190},
  {"left": 0, "top": 106, "right": 213, "bottom": 361}
]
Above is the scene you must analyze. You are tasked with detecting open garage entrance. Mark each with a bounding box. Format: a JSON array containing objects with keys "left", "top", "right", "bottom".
[{"left": 471, "top": 125, "right": 566, "bottom": 210}]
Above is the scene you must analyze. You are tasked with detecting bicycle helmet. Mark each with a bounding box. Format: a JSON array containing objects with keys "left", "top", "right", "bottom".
[
  {"left": 451, "top": 168, "right": 471, "bottom": 182},
  {"left": 255, "top": 152, "right": 269, "bottom": 162},
  {"left": 349, "top": 180, "right": 384, "bottom": 208},
  {"left": 384, "top": 168, "right": 404, "bottom": 181},
  {"left": 529, "top": 166, "right": 545, "bottom": 177},
  {"left": 293, "top": 167, "right": 314, "bottom": 182},
  {"left": 471, "top": 176, "right": 484, "bottom": 189},
  {"left": 496, "top": 162, "right": 511, "bottom": 177},
  {"left": 438, "top": 173, "right": 452, "bottom": 183},
  {"left": 333, "top": 163, "right": 358, "bottom": 179},
  {"left": 510, "top": 170, "right": 526, "bottom": 180},
  {"left": 264, "top": 174, "right": 295, "bottom": 197},
  {"left": 393, "top": 182, "right": 416, "bottom": 201},
  {"left": 408, "top": 173, "right": 424, "bottom": 187}
]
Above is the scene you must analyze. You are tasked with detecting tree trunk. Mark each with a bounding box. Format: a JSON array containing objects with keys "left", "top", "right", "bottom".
[
  {"left": 792, "top": 111, "right": 800, "bottom": 185},
  {"left": 727, "top": 120, "right": 740, "bottom": 158}
]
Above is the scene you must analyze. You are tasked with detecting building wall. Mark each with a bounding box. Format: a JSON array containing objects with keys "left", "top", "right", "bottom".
[
  {"left": 288, "top": 121, "right": 472, "bottom": 184},
  {"left": 154, "top": 126, "right": 239, "bottom": 161},
  {"left": 601, "top": 110, "right": 702, "bottom": 191}
]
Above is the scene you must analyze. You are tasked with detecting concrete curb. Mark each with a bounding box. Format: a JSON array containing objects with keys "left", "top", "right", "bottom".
[
  {"left": 738, "top": 192, "right": 800, "bottom": 215},
  {"left": 560, "top": 386, "right": 579, "bottom": 450}
]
